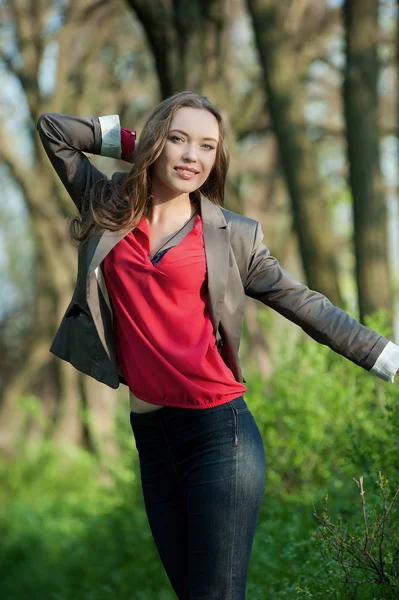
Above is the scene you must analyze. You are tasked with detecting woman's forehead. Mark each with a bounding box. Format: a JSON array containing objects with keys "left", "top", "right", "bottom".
[{"left": 170, "top": 107, "right": 219, "bottom": 140}]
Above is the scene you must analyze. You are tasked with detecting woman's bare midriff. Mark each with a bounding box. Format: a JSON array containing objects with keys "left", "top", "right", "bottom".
[{"left": 129, "top": 389, "right": 166, "bottom": 413}]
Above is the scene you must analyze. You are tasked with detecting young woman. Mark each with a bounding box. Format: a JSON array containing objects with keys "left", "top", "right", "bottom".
[{"left": 37, "top": 91, "right": 399, "bottom": 600}]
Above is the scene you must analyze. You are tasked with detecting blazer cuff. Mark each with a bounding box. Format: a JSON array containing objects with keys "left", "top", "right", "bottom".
[
  {"left": 370, "top": 341, "right": 399, "bottom": 383},
  {"left": 98, "top": 114, "right": 121, "bottom": 159}
]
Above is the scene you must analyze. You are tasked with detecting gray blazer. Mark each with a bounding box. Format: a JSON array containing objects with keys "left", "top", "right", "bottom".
[{"left": 36, "top": 112, "right": 397, "bottom": 390}]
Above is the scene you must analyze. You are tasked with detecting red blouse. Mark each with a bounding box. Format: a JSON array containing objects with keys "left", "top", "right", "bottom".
[{"left": 102, "top": 213, "right": 246, "bottom": 408}]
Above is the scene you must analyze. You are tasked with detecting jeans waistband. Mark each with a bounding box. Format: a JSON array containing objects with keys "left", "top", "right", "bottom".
[{"left": 129, "top": 395, "right": 246, "bottom": 422}]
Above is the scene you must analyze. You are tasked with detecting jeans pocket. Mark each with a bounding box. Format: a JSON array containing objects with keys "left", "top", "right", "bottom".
[
  {"left": 231, "top": 405, "right": 239, "bottom": 449},
  {"left": 230, "top": 397, "right": 251, "bottom": 448},
  {"left": 231, "top": 395, "right": 250, "bottom": 413}
]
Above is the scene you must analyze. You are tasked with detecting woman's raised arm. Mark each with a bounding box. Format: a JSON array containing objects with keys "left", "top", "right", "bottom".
[{"left": 36, "top": 113, "right": 136, "bottom": 212}]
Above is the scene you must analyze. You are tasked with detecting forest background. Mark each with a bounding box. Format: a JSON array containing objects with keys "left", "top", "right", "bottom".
[{"left": 0, "top": 0, "right": 398, "bottom": 598}]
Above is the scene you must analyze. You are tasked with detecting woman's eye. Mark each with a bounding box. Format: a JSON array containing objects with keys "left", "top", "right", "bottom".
[
  {"left": 168, "top": 136, "right": 215, "bottom": 150},
  {"left": 170, "top": 135, "right": 184, "bottom": 142}
]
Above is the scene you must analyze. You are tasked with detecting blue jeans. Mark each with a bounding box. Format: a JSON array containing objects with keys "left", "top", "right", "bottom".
[{"left": 129, "top": 395, "right": 266, "bottom": 600}]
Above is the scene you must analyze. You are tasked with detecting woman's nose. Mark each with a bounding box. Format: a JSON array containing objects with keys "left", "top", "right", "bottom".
[{"left": 182, "top": 144, "right": 198, "bottom": 161}]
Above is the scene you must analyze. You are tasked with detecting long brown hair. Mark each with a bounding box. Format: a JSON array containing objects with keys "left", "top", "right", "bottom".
[{"left": 69, "top": 91, "right": 230, "bottom": 246}]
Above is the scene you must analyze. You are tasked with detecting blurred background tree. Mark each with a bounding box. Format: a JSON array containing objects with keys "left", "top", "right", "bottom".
[
  {"left": 343, "top": 0, "right": 394, "bottom": 325},
  {"left": 0, "top": 2, "right": 398, "bottom": 598},
  {"left": 0, "top": 0, "right": 397, "bottom": 458}
]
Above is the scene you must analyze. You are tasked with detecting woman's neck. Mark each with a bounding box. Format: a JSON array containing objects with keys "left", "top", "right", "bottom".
[{"left": 149, "top": 192, "right": 198, "bottom": 226}]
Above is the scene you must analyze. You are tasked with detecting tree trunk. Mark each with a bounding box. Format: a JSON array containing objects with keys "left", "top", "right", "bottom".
[
  {"left": 0, "top": 1, "right": 125, "bottom": 454},
  {"left": 244, "top": 301, "right": 273, "bottom": 378},
  {"left": 246, "top": 0, "right": 342, "bottom": 305},
  {"left": 127, "top": 0, "right": 231, "bottom": 98},
  {"left": 343, "top": 0, "right": 393, "bottom": 325}
]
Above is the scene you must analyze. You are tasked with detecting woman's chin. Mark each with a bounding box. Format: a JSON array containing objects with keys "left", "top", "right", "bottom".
[
  {"left": 152, "top": 174, "right": 203, "bottom": 198},
  {"left": 166, "top": 179, "right": 200, "bottom": 195}
]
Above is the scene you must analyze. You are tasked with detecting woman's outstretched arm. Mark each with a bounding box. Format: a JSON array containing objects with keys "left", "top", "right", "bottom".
[
  {"left": 244, "top": 221, "right": 399, "bottom": 383},
  {"left": 36, "top": 113, "right": 136, "bottom": 212}
]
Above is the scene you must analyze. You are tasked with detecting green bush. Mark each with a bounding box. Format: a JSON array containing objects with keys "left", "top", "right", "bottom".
[
  {"left": 314, "top": 473, "right": 399, "bottom": 599},
  {"left": 246, "top": 333, "right": 399, "bottom": 503}
]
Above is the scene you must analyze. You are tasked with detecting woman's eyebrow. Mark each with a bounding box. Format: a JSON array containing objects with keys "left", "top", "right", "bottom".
[{"left": 169, "top": 129, "right": 218, "bottom": 143}]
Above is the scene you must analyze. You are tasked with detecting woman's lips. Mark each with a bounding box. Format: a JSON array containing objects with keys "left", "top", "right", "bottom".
[{"left": 175, "top": 167, "right": 198, "bottom": 180}]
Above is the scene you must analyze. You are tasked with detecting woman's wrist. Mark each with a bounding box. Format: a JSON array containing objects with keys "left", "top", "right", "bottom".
[
  {"left": 98, "top": 115, "right": 136, "bottom": 162},
  {"left": 121, "top": 127, "right": 136, "bottom": 162}
]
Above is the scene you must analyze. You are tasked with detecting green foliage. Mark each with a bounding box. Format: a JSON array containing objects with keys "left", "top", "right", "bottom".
[
  {"left": 0, "top": 435, "right": 175, "bottom": 600},
  {"left": 0, "top": 337, "right": 398, "bottom": 599},
  {"left": 246, "top": 333, "right": 399, "bottom": 503}
]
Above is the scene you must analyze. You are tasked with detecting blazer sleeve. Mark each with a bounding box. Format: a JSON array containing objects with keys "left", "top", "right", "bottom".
[
  {"left": 244, "top": 221, "right": 393, "bottom": 376},
  {"left": 36, "top": 113, "right": 134, "bottom": 213}
]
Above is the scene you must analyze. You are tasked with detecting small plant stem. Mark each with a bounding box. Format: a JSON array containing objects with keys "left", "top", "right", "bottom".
[{"left": 354, "top": 477, "right": 369, "bottom": 552}]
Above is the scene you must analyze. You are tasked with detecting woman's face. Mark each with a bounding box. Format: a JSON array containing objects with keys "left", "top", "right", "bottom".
[{"left": 152, "top": 107, "right": 220, "bottom": 197}]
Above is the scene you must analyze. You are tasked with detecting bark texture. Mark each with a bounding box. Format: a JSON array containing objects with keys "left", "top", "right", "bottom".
[
  {"left": 343, "top": 0, "right": 393, "bottom": 324},
  {"left": 0, "top": 1, "right": 127, "bottom": 456},
  {"left": 246, "top": 0, "right": 343, "bottom": 305}
]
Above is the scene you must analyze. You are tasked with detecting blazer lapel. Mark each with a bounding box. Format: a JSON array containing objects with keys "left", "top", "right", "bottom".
[
  {"left": 87, "top": 229, "right": 129, "bottom": 280},
  {"left": 85, "top": 229, "right": 130, "bottom": 355},
  {"left": 200, "top": 194, "right": 229, "bottom": 335}
]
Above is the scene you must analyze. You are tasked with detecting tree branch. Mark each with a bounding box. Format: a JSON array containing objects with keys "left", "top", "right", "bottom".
[
  {"left": 312, "top": 123, "right": 398, "bottom": 138},
  {"left": 0, "top": 122, "right": 71, "bottom": 235},
  {"left": 0, "top": 49, "right": 22, "bottom": 79}
]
